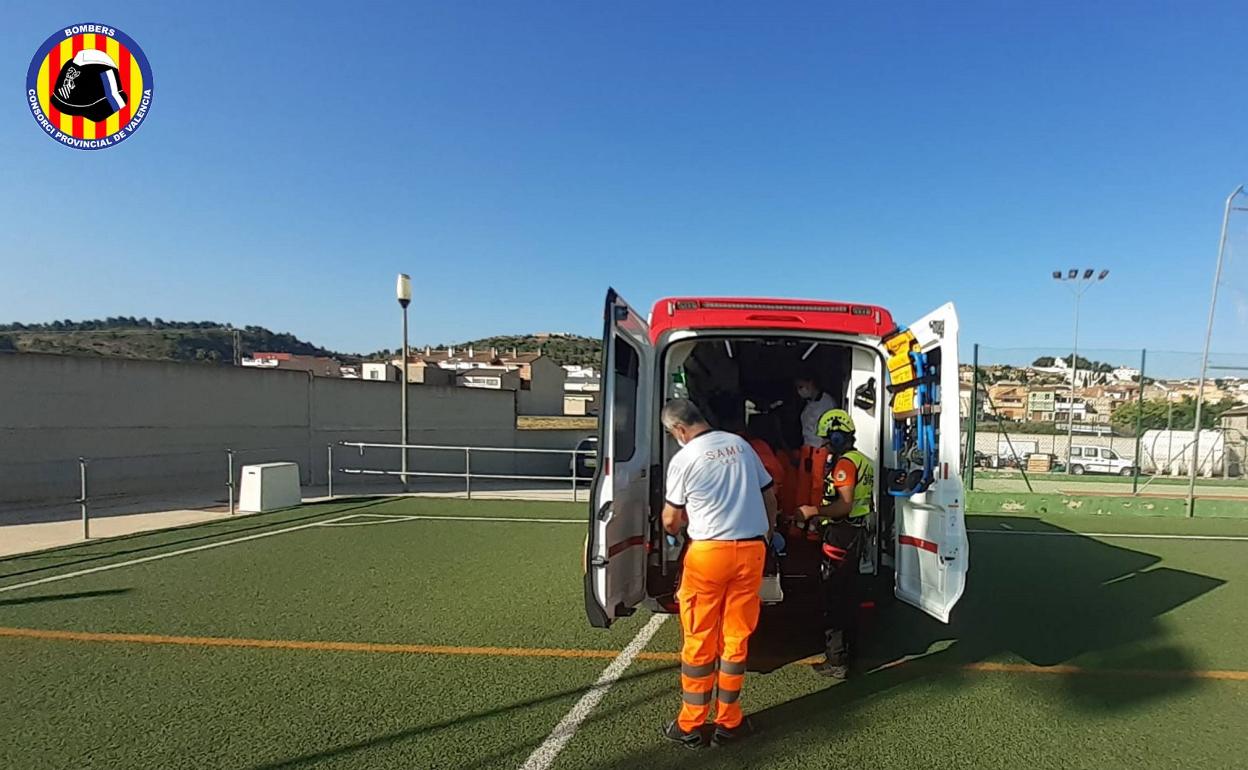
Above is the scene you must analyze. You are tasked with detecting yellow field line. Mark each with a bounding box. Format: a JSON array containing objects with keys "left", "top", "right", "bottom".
[
  {"left": 2, "top": 625, "right": 1246, "bottom": 681},
  {"left": 0, "top": 625, "right": 662, "bottom": 661},
  {"left": 857, "top": 655, "right": 1248, "bottom": 681},
  {"left": 951, "top": 661, "right": 1248, "bottom": 681}
]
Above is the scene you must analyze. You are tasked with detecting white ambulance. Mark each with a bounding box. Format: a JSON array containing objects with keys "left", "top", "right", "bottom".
[{"left": 584, "top": 292, "right": 969, "bottom": 628}]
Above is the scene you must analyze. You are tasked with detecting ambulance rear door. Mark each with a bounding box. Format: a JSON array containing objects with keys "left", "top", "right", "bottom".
[
  {"left": 892, "top": 302, "right": 969, "bottom": 623},
  {"left": 585, "top": 289, "right": 656, "bottom": 628}
]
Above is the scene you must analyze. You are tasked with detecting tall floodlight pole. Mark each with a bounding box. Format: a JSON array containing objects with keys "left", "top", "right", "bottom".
[
  {"left": 1187, "top": 185, "right": 1246, "bottom": 517},
  {"left": 397, "top": 273, "right": 412, "bottom": 493},
  {"left": 1052, "top": 268, "right": 1110, "bottom": 471}
]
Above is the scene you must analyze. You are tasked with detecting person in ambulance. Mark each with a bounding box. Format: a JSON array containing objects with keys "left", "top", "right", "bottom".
[
  {"left": 788, "top": 374, "right": 840, "bottom": 540},
  {"left": 794, "top": 374, "right": 839, "bottom": 448},
  {"left": 794, "top": 408, "right": 874, "bottom": 679}
]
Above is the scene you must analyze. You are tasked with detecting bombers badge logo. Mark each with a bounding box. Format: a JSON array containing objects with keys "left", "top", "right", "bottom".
[{"left": 26, "top": 24, "right": 153, "bottom": 150}]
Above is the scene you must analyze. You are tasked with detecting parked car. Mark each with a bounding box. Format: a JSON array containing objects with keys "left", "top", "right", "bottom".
[
  {"left": 570, "top": 436, "right": 597, "bottom": 481},
  {"left": 1068, "top": 445, "right": 1134, "bottom": 476}
]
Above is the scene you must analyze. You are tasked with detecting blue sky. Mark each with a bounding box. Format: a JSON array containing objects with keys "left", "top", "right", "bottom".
[{"left": 4, "top": 1, "right": 1248, "bottom": 360}]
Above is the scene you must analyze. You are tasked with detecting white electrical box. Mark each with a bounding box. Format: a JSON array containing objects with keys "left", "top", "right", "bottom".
[{"left": 238, "top": 462, "right": 302, "bottom": 512}]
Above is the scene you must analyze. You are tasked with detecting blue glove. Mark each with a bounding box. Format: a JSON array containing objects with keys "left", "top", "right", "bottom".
[{"left": 771, "top": 531, "right": 787, "bottom": 556}]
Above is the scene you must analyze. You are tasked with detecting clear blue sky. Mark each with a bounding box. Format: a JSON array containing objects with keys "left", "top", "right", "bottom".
[{"left": 4, "top": 1, "right": 1248, "bottom": 360}]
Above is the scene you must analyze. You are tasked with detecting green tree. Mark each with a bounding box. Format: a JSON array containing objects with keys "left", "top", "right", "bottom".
[{"left": 1112, "top": 396, "right": 1243, "bottom": 433}]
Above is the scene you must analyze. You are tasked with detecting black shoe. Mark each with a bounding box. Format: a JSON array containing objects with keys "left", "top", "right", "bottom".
[
  {"left": 711, "top": 718, "right": 754, "bottom": 746},
  {"left": 662, "top": 720, "right": 705, "bottom": 750}
]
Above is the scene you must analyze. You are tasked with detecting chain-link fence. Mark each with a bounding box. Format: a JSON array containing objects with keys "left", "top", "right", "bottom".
[{"left": 961, "top": 344, "right": 1248, "bottom": 505}]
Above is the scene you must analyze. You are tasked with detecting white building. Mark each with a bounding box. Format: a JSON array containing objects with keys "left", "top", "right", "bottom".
[
  {"left": 456, "top": 367, "right": 522, "bottom": 392},
  {"left": 563, "top": 366, "right": 601, "bottom": 416},
  {"left": 362, "top": 363, "right": 396, "bottom": 381},
  {"left": 563, "top": 365, "right": 598, "bottom": 379},
  {"left": 409, "top": 347, "right": 566, "bottom": 415},
  {"left": 1033, "top": 360, "right": 1098, "bottom": 387}
]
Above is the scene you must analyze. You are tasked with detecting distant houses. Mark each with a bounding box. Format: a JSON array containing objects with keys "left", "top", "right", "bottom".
[
  {"left": 238, "top": 344, "right": 595, "bottom": 417},
  {"left": 965, "top": 357, "right": 1242, "bottom": 430},
  {"left": 241, "top": 352, "right": 344, "bottom": 378},
  {"left": 563, "top": 364, "right": 601, "bottom": 416},
  {"left": 390, "top": 347, "right": 567, "bottom": 416}
]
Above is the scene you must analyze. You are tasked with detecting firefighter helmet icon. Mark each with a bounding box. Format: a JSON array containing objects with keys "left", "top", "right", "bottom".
[
  {"left": 52, "top": 49, "right": 128, "bottom": 122},
  {"left": 26, "top": 24, "right": 154, "bottom": 150}
]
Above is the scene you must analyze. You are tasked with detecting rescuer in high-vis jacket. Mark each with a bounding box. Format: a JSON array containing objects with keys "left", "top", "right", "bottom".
[
  {"left": 660, "top": 399, "right": 778, "bottom": 749},
  {"left": 795, "top": 408, "right": 874, "bottom": 679}
]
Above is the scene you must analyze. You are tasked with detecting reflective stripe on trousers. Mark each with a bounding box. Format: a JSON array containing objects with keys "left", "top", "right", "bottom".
[{"left": 676, "top": 539, "right": 765, "bottom": 732}]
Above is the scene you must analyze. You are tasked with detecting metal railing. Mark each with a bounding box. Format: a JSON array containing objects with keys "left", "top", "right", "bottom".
[
  {"left": 331, "top": 441, "right": 597, "bottom": 500},
  {"left": 11, "top": 446, "right": 300, "bottom": 541},
  {"left": 5, "top": 441, "right": 596, "bottom": 541}
]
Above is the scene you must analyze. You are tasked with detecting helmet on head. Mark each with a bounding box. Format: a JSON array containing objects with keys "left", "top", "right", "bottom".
[
  {"left": 817, "top": 408, "right": 855, "bottom": 453},
  {"left": 816, "top": 408, "right": 855, "bottom": 438}
]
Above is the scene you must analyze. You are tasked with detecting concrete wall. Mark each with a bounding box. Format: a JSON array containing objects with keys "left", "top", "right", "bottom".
[
  {"left": 0, "top": 353, "right": 521, "bottom": 504},
  {"left": 518, "top": 358, "right": 568, "bottom": 416},
  {"left": 514, "top": 428, "right": 597, "bottom": 476}
]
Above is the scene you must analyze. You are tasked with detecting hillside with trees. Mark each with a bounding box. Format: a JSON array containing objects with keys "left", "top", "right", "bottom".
[
  {"left": 1033, "top": 355, "right": 1117, "bottom": 373},
  {"left": 0, "top": 320, "right": 605, "bottom": 367},
  {"left": 0, "top": 318, "right": 348, "bottom": 364},
  {"left": 450, "top": 335, "right": 601, "bottom": 366},
  {"left": 368, "top": 334, "right": 603, "bottom": 367}
]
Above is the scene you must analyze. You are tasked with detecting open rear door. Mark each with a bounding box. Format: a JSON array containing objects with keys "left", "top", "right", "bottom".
[
  {"left": 893, "top": 302, "right": 969, "bottom": 623},
  {"left": 585, "top": 289, "right": 655, "bottom": 628}
]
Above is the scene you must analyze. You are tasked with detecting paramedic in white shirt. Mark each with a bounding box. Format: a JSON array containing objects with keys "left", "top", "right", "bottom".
[
  {"left": 795, "top": 375, "right": 839, "bottom": 447},
  {"left": 659, "top": 399, "right": 777, "bottom": 748}
]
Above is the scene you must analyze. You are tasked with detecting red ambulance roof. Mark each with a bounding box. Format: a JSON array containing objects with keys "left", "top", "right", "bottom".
[{"left": 649, "top": 297, "right": 895, "bottom": 344}]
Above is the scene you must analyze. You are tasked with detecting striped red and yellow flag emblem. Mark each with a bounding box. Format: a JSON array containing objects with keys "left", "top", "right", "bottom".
[{"left": 34, "top": 33, "right": 144, "bottom": 140}]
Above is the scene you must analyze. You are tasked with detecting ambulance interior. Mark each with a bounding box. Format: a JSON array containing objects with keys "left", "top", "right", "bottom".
[
  {"left": 649, "top": 335, "right": 893, "bottom": 602},
  {"left": 665, "top": 337, "right": 852, "bottom": 451}
]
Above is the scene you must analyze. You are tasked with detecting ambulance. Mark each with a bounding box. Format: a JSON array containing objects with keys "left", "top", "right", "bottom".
[{"left": 584, "top": 291, "right": 969, "bottom": 627}]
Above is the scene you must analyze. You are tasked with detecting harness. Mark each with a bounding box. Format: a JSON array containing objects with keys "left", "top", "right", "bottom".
[{"left": 816, "top": 449, "right": 874, "bottom": 529}]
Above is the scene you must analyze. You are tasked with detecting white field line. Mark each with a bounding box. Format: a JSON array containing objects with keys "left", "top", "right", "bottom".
[
  {"left": 325, "top": 516, "right": 1248, "bottom": 541},
  {"left": 0, "top": 514, "right": 358, "bottom": 595},
  {"left": 967, "top": 528, "right": 1248, "bottom": 542},
  {"left": 519, "top": 613, "right": 669, "bottom": 770},
  {"left": 317, "top": 518, "right": 424, "bottom": 527},
  {"left": 316, "top": 514, "right": 584, "bottom": 527}
]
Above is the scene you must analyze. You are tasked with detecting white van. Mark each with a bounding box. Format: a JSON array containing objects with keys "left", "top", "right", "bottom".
[
  {"left": 584, "top": 292, "right": 969, "bottom": 628},
  {"left": 1068, "top": 444, "right": 1135, "bottom": 476}
]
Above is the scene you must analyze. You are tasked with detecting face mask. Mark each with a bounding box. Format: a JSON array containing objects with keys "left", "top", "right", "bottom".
[{"left": 826, "top": 432, "right": 850, "bottom": 453}]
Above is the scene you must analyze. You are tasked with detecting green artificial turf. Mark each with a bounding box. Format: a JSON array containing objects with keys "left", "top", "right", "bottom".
[
  {"left": 973, "top": 470, "right": 1248, "bottom": 489},
  {"left": 967, "top": 490, "right": 1248, "bottom": 518},
  {"left": 2, "top": 497, "right": 1247, "bottom": 769}
]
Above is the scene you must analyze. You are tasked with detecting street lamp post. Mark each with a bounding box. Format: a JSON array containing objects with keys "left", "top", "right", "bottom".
[
  {"left": 1187, "top": 185, "right": 1246, "bottom": 516},
  {"left": 1053, "top": 268, "right": 1110, "bottom": 472},
  {"left": 397, "top": 273, "right": 412, "bottom": 493}
]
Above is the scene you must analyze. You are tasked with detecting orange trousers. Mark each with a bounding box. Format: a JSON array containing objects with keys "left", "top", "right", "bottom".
[{"left": 676, "top": 539, "right": 765, "bottom": 732}]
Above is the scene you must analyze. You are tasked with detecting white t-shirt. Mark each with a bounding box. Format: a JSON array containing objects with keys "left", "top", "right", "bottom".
[
  {"left": 665, "top": 431, "right": 772, "bottom": 541},
  {"left": 800, "top": 392, "right": 840, "bottom": 447}
]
